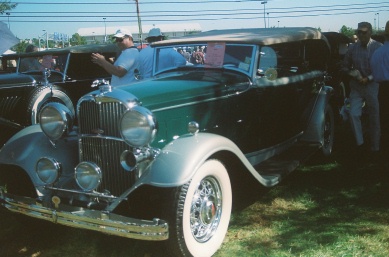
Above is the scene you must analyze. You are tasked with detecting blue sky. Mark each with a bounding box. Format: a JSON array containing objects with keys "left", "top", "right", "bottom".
[{"left": 2, "top": 0, "right": 388, "bottom": 40}]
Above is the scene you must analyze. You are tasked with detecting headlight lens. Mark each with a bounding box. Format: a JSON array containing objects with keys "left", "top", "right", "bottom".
[
  {"left": 39, "top": 102, "right": 74, "bottom": 141},
  {"left": 120, "top": 106, "right": 157, "bottom": 147},
  {"left": 75, "top": 162, "right": 102, "bottom": 192},
  {"left": 36, "top": 157, "right": 61, "bottom": 184}
]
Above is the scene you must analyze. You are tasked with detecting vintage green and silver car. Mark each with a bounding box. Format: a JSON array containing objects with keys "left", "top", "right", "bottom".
[{"left": 0, "top": 28, "right": 334, "bottom": 257}]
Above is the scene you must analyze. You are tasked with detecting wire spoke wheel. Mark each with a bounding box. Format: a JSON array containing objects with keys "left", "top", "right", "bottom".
[
  {"left": 166, "top": 159, "right": 232, "bottom": 257},
  {"left": 190, "top": 176, "right": 222, "bottom": 243}
]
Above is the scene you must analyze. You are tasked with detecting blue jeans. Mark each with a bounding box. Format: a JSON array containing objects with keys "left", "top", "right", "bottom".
[{"left": 349, "top": 79, "right": 380, "bottom": 151}]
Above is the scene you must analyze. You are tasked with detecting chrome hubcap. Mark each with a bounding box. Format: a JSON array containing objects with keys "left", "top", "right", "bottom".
[{"left": 190, "top": 176, "right": 222, "bottom": 243}]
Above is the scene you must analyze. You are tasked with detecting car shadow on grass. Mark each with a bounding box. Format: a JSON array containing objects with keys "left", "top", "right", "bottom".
[{"left": 221, "top": 124, "right": 389, "bottom": 256}]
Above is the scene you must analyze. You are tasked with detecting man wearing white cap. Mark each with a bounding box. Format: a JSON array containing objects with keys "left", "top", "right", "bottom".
[
  {"left": 138, "top": 27, "right": 185, "bottom": 79},
  {"left": 92, "top": 28, "right": 139, "bottom": 86}
]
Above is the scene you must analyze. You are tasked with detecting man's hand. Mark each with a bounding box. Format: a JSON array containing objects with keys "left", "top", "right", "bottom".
[
  {"left": 91, "top": 53, "right": 106, "bottom": 66},
  {"left": 91, "top": 53, "right": 127, "bottom": 78},
  {"left": 359, "top": 77, "right": 369, "bottom": 85}
]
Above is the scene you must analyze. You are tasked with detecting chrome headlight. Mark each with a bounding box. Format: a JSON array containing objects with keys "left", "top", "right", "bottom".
[
  {"left": 36, "top": 157, "right": 61, "bottom": 184},
  {"left": 75, "top": 162, "right": 102, "bottom": 192},
  {"left": 120, "top": 106, "right": 157, "bottom": 147},
  {"left": 39, "top": 102, "right": 74, "bottom": 141}
]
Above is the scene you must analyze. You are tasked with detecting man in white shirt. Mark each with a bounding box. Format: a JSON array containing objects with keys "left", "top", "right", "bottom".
[{"left": 92, "top": 28, "right": 139, "bottom": 86}]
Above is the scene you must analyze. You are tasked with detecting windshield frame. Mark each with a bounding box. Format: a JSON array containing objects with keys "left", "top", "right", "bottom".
[
  {"left": 17, "top": 53, "right": 70, "bottom": 77},
  {"left": 153, "top": 43, "right": 257, "bottom": 78}
]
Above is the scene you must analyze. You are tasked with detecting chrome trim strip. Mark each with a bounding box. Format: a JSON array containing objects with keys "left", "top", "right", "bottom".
[
  {"left": 0, "top": 192, "right": 168, "bottom": 241},
  {"left": 254, "top": 70, "right": 324, "bottom": 87},
  {"left": 43, "top": 186, "right": 120, "bottom": 200},
  {"left": 151, "top": 93, "right": 231, "bottom": 113},
  {"left": 0, "top": 117, "right": 24, "bottom": 129},
  {"left": 151, "top": 80, "right": 252, "bottom": 113}
]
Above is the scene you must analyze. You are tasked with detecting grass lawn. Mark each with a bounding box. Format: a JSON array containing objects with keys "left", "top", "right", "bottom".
[{"left": 1, "top": 125, "right": 388, "bottom": 257}]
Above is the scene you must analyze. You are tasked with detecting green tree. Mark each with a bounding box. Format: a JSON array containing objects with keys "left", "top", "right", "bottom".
[
  {"left": 107, "top": 34, "right": 114, "bottom": 43},
  {"left": 0, "top": 0, "right": 17, "bottom": 14},
  {"left": 70, "top": 33, "right": 87, "bottom": 46},
  {"left": 339, "top": 25, "right": 355, "bottom": 39},
  {"left": 11, "top": 40, "right": 29, "bottom": 53}
]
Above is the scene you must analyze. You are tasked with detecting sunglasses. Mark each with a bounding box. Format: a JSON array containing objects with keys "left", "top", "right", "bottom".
[
  {"left": 115, "top": 37, "right": 126, "bottom": 43},
  {"left": 357, "top": 30, "right": 368, "bottom": 35}
]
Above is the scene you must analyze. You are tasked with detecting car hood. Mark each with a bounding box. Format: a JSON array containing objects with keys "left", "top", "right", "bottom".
[
  {"left": 0, "top": 73, "right": 35, "bottom": 88},
  {"left": 118, "top": 70, "right": 249, "bottom": 111}
]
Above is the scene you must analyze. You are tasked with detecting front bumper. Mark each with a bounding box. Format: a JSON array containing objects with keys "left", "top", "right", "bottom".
[{"left": 0, "top": 190, "right": 168, "bottom": 241}]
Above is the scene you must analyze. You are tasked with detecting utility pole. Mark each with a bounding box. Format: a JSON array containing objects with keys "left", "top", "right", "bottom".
[
  {"left": 261, "top": 1, "right": 267, "bottom": 28},
  {"left": 42, "top": 30, "right": 48, "bottom": 49},
  {"left": 134, "top": 0, "right": 143, "bottom": 46},
  {"left": 103, "top": 18, "right": 107, "bottom": 43},
  {"left": 6, "top": 12, "right": 10, "bottom": 30}
]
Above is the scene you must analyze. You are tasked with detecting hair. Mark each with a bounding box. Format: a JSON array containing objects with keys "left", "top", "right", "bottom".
[
  {"left": 357, "top": 22, "right": 372, "bottom": 31},
  {"left": 25, "top": 44, "right": 38, "bottom": 53},
  {"left": 146, "top": 36, "right": 164, "bottom": 44}
]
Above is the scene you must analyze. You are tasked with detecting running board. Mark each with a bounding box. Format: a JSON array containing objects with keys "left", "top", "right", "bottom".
[{"left": 255, "top": 142, "right": 321, "bottom": 184}]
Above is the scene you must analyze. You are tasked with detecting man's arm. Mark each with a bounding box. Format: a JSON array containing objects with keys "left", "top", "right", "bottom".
[{"left": 91, "top": 53, "right": 127, "bottom": 77}]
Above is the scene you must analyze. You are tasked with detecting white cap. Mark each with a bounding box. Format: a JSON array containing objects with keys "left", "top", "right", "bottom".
[
  {"left": 146, "top": 28, "right": 163, "bottom": 39},
  {"left": 113, "top": 28, "right": 132, "bottom": 38}
]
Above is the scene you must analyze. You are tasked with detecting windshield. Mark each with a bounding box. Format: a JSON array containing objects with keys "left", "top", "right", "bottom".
[
  {"left": 154, "top": 43, "right": 255, "bottom": 77},
  {"left": 0, "top": 56, "right": 17, "bottom": 73},
  {"left": 19, "top": 54, "right": 68, "bottom": 73}
]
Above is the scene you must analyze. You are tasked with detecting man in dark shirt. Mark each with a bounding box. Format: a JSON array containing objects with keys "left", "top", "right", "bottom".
[
  {"left": 371, "top": 20, "right": 389, "bottom": 160},
  {"left": 342, "top": 22, "right": 382, "bottom": 154}
]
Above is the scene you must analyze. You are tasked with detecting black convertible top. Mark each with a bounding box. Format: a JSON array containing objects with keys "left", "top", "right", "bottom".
[
  {"left": 3, "top": 43, "right": 120, "bottom": 58},
  {"left": 153, "top": 27, "right": 327, "bottom": 46}
]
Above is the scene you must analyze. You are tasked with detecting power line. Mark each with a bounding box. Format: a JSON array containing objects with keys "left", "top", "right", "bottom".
[
  {"left": 3, "top": 5, "right": 388, "bottom": 22},
  {"left": 2, "top": 1, "right": 387, "bottom": 33},
  {"left": 13, "top": 0, "right": 268, "bottom": 4},
  {"left": 6, "top": 5, "right": 389, "bottom": 18},
  {"left": 5, "top": 2, "right": 389, "bottom": 17},
  {"left": 5, "top": 9, "right": 261, "bottom": 14},
  {"left": 4, "top": 9, "right": 389, "bottom": 23},
  {"left": 11, "top": 0, "right": 389, "bottom": 6}
]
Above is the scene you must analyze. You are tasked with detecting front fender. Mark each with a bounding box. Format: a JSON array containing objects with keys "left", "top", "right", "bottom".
[
  {"left": 138, "top": 133, "right": 273, "bottom": 188},
  {"left": 0, "top": 125, "right": 78, "bottom": 186}
]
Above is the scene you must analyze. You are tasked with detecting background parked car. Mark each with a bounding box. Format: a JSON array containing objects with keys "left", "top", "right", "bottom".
[
  {"left": 0, "top": 44, "right": 120, "bottom": 145},
  {"left": 0, "top": 27, "right": 334, "bottom": 257},
  {"left": 0, "top": 53, "right": 18, "bottom": 74}
]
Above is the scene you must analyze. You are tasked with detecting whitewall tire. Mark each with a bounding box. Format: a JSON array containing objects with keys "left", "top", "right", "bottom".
[{"left": 167, "top": 159, "right": 232, "bottom": 257}]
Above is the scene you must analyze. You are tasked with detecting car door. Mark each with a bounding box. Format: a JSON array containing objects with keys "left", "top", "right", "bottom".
[{"left": 250, "top": 42, "right": 320, "bottom": 149}]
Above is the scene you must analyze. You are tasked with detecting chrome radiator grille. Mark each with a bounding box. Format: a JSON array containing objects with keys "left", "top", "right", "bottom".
[
  {"left": 78, "top": 100, "right": 135, "bottom": 197},
  {"left": 0, "top": 96, "right": 22, "bottom": 119},
  {"left": 79, "top": 100, "right": 126, "bottom": 137}
]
